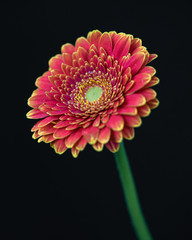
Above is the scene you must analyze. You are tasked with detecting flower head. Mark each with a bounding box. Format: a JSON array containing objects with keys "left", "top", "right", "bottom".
[{"left": 27, "top": 30, "right": 159, "bottom": 157}]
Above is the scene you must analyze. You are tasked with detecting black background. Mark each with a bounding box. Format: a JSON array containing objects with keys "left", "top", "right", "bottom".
[{"left": 2, "top": 1, "right": 192, "bottom": 239}]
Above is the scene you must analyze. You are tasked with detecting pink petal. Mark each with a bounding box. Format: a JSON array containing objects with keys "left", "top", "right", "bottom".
[
  {"left": 125, "top": 53, "right": 145, "bottom": 76},
  {"left": 44, "top": 101, "right": 59, "bottom": 108},
  {"left": 32, "top": 131, "right": 40, "bottom": 139},
  {"left": 138, "top": 88, "right": 157, "bottom": 102},
  {"left": 65, "top": 129, "right": 82, "bottom": 148},
  {"left": 101, "top": 115, "right": 109, "bottom": 124},
  {"left": 75, "top": 37, "right": 90, "bottom": 51},
  {"left": 105, "top": 140, "right": 120, "bottom": 152},
  {"left": 113, "top": 35, "right": 131, "bottom": 61},
  {"left": 98, "top": 127, "right": 111, "bottom": 144},
  {"left": 46, "top": 109, "right": 68, "bottom": 116},
  {"left": 120, "top": 56, "right": 131, "bottom": 71},
  {"left": 78, "top": 58, "right": 85, "bottom": 67},
  {"left": 48, "top": 55, "right": 63, "bottom": 73},
  {"left": 61, "top": 63, "right": 72, "bottom": 75},
  {"left": 48, "top": 75, "right": 61, "bottom": 86},
  {"left": 124, "top": 81, "right": 134, "bottom": 93},
  {"left": 28, "top": 94, "right": 47, "bottom": 108},
  {"left": 99, "top": 47, "right": 107, "bottom": 60},
  {"left": 89, "top": 45, "right": 99, "bottom": 59},
  {"left": 38, "top": 116, "right": 58, "bottom": 128},
  {"left": 41, "top": 134, "right": 55, "bottom": 143},
  {"left": 110, "top": 130, "right": 123, "bottom": 143},
  {"left": 77, "top": 47, "right": 89, "bottom": 62},
  {"left": 61, "top": 43, "right": 75, "bottom": 54},
  {"left": 109, "top": 31, "right": 117, "bottom": 40},
  {"left": 129, "top": 38, "right": 142, "bottom": 53},
  {"left": 144, "top": 76, "right": 159, "bottom": 88},
  {"left": 147, "top": 98, "right": 159, "bottom": 109},
  {"left": 51, "top": 139, "right": 67, "bottom": 154},
  {"left": 106, "top": 115, "right": 124, "bottom": 131},
  {"left": 71, "top": 146, "right": 80, "bottom": 158},
  {"left": 38, "top": 123, "right": 55, "bottom": 136},
  {"left": 54, "top": 120, "right": 70, "bottom": 128},
  {"left": 111, "top": 33, "right": 126, "bottom": 46},
  {"left": 31, "top": 120, "right": 42, "bottom": 132},
  {"left": 131, "top": 46, "right": 147, "bottom": 55},
  {"left": 148, "top": 54, "right": 158, "bottom": 63},
  {"left": 123, "top": 115, "right": 142, "bottom": 127},
  {"left": 75, "top": 137, "right": 87, "bottom": 151},
  {"left": 82, "top": 126, "right": 99, "bottom": 144},
  {"left": 53, "top": 128, "right": 73, "bottom": 139},
  {"left": 62, "top": 53, "right": 73, "bottom": 66},
  {"left": 139, "top": 66, "right": 156, "bottom": 76},
  {"left": 35, "top": 73, "right": 52, "bottom": 91},
  {"left": 137, "top": 104, "right": 151, "bottom": 117},
  {"left": 122, "top": 127, "right": 135, "bottom": 140},
  {"left": 87, "top": 30, "right": 102, "bottom": 48},
  {"left": 142, "top": 52, "right": 149, "bottom": 67},
  {"left": 92, "top": 142, "right": 103, "bottom": 152},
  {"left": 116, "top": 106, "right": 137, "bottom": 115},
  {"left": 65, "top": 124, "right": 79, "bottom": 130},
  {"left": 98, "top": 32, "right": 112, "bottom": 55},
  {"left": 92, "top": 115, "right": 100, "bottom": 127},
  {"left": 31, "top": 88, "right": 44, "bottom": 97},
  {"left": 124, "top": 94, "right": 146, "bottom": 107},
  {"left": 26, "top": 109, "right": 48, "bottom": 119},
  {"left": 127, "top": 73, "right": 151, "bottom": 94}
]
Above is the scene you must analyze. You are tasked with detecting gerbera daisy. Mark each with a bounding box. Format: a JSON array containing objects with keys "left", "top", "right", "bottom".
[{"left": 27, "top": 30, "right": 159, "bottom": 157}]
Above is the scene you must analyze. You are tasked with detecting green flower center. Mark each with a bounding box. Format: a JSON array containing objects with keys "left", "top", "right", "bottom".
[{"left": 85, "top": 86, "right": 103, "bottom": 102}]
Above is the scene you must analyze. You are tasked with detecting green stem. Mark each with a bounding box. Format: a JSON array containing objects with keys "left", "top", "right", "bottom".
[{"left": 114, "top": 141, "right": 153, "bottom": 240}]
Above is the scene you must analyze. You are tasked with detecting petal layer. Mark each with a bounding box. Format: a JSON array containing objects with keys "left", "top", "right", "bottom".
[
  {"left": 126, "top": 53, "right": 145, "bottom": 75},
  {"left": 49, "top": 55, "right": 63, "bottom": 73},
  {"left": 65, "top": 129, "right": 82, "bottom": 148},
  {"left": 124, "top": 94, "right": 146, "bottom": 107},
  {"left": 26, "top": 109, "right": 48, "bottom": 119},
  {"left": 106, "top": 115, "right": 124, "bottom": 131},
  {"left": 82, "top": 126, "right": 99, "bottom": 144},
  {"left": 124, "top": 115, "right": 142, "bottom": 127},
  {"left": 98, "top": 32, "right": 112, "bottom": 54},
  {"left": 113, "top": 35, "right": 131, "bottom": 60},
  {"left": 61, "top": 43, "right": 75, "bottom": 54},
  {"left": 98, "top": 127, "right": 111, "bottom": 144},
  {"left": 87, "top": 30, "right": 102, "bottom": 48},
  {"left": 51, "top": 139, "right": 67, "bottom": 154},
  {"left": 105, "top": 141, "right": 120, "bottom": 152}
]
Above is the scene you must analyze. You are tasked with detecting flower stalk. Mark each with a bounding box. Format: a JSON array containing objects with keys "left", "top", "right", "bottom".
[{"left": 114, "top": 141, "right": 153, "bottom": 240}]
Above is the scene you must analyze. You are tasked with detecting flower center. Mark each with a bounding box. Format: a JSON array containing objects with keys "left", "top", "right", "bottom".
[
  {"left": 69, "top": 73, "right": 113, "bottom": 113},
  {"left": 85, "top": 86, "right": 103, "bottom": 102}
]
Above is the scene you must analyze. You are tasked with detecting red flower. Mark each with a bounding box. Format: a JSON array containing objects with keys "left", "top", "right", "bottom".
[{"left": 27, "top": 30, "right": 159, "bottom": 157}]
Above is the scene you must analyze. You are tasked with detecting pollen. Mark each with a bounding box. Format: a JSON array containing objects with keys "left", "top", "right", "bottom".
[{"left": 85, "top": 86, "right": 103, "bottom": 102}]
